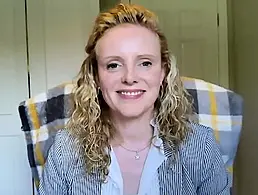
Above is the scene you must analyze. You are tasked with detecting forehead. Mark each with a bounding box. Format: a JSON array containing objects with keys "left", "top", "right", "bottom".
[{"left": 95, "top": 24, "right": 160, "bottom": 58}]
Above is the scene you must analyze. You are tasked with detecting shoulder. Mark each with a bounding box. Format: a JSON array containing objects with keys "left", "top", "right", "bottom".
[
  {"left": 180, "top": 122, "right": 219, "bottom": 163},
  {"left": 47, "top": 129, "right": 82, "bottom": 173},
  {"left": 39, "top": 130, "right": 86, "bottom": 193},
  {"left": 180, "top": 123, "right": 215, "bottom": 167},
  {"left": 53, "top": 129, "right": 78, "bottom": 147},
  {"left": 51, "top": 129, "right": 79, "bottom": 155},
  {"left": 181, "top": 122, "right": 215, "bottom": 153},
  {"left": 179, "top": 123, "right": 226, "bottom": 184}
]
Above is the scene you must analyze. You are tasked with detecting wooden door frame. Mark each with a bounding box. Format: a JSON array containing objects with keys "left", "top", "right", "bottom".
[{"left": 217, "top": 0, "right": 229, "bottom": 88}]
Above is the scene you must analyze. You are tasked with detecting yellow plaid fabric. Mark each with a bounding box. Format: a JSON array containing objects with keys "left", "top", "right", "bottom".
[{"left": 18, "top": 77, "right": 243, "bottom": 190}]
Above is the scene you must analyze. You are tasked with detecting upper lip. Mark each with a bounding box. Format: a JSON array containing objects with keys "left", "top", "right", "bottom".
[{"left": 116, "top": 89, "right": 146, "bottom": 93}]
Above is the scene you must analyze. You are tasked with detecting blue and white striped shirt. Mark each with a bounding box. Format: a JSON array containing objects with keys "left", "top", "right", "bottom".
[{"left": 38, "top": 123, "right": 230, "bottom": 195}]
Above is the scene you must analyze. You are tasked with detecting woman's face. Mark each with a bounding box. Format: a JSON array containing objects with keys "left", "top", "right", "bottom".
[{"left": 95, "top": 24, "right": 165, "bottom": 119}]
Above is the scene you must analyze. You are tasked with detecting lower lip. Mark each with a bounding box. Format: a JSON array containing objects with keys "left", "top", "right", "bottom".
[{"left": 117, "top": 92, "right": 144, "bottom": 100}]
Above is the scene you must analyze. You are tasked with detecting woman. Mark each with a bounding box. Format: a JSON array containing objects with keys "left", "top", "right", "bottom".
[{"left": 39, "top": 3, "right": 229, "bottom": 195}]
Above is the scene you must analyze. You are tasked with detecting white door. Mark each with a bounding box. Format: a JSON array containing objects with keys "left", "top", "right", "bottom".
[
  {"left": 27, "top": 0, "right": 99, "bottom": 95},
  {"left": 131, "top": 0, "right": 227, "bottom": 86},
  {"left": 0, "top": 0, "right": 33, "bottom": 194},
  {"left": 26, "top": 1, "right": 99, "bottom": 192}
]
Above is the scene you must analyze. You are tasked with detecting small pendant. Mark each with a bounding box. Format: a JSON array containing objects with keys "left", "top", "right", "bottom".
[{"left": 135, "top": 152, "right": 140, "bottom": 160}]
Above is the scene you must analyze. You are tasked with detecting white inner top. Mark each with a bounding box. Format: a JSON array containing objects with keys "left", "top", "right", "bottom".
[{"left": 102, "top": 134, "right": 166, "bottom": 195}]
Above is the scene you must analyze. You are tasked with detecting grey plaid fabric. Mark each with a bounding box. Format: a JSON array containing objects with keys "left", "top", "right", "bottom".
[{"left": 18, "top": 77, "right": 243, "bottom": 191}]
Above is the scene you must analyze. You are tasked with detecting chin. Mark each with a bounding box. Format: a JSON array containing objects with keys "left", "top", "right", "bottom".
[
  {"left": 113, "top": 106, "right": 146, "bottom": 118},
  {"left": 107, "top": 99, "right": 155, "bottom": 119},
  {"left": 118, "top": 110, "right": 143, "bottom": 118},
  {"left": 117, "top": 104, "right": 155, "bottom": 119}
]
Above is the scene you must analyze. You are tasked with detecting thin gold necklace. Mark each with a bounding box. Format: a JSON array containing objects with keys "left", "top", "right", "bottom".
[{"left": 119, "top": 143, "right": 151, "bottom": 160}]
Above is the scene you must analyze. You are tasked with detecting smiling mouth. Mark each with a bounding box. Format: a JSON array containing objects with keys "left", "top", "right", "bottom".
[{"left": 116, "top": 90, "right": 146, "bottom": 96}]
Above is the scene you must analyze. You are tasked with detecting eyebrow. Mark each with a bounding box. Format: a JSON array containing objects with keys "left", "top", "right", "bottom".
[
  {"left": 100, "top": 56, "right": 123, "bottom": 61},
  {"left": 137, "top": 54, "right": 157, "bottom": 59},
  {"left": 99, "top": 54, "right": 157, "bottom": 61}
]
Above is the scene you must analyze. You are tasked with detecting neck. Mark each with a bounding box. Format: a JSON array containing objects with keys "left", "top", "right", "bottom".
[{"left": 110, "top": 110, "right": 154, "bottom": 146}]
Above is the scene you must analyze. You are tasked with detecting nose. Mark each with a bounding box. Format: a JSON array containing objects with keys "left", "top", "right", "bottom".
[{"left": 121, "top": 67, "right": 138, "bottom": 85}]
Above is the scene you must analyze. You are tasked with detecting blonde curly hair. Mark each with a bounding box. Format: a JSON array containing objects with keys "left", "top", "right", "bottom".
[{"left": 67, "top": 3, "right": 193, "bottom": 181}]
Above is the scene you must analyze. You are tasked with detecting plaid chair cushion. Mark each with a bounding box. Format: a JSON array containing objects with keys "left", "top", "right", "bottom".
[{"left": 18, "top": 77, "right": 243, "bottom": 190}]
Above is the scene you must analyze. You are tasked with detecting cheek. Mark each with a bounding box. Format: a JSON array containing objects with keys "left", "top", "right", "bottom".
[
  {"left": 97, "top": 69, "right": 110, "bottom": 89},
  {"left": 99, "top": 79, "right": 112, "bottom": 92},
  {"left": 146, "top": 70, "right": 164, "bottom": 87},
  {"left": 98, "top": 72, "right": 119, "bottom": 92}
]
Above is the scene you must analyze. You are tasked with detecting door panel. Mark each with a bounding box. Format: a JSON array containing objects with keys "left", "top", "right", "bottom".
[
  {"left": 100, "top": 0, "right": 120, "bottom": 11},
  {"left": 131, "top": 0, "right": 221, "bottom": 85},
  {"left": 0, "top": 0, "right": 32, "bottom": 194},
  {"left": 27, "top": 0, "right": 99, "bottom": 95},
  {"left": 0, "top": 136, "right": 32, "bottom": 195}
]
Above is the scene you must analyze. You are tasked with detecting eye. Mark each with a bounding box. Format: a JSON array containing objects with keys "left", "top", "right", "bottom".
[
  {"left": 141, "top": 61, "right": 152, "bottom": 67},
  {"left": 107, "top": 63, "right": 120, "bottom": 70}
]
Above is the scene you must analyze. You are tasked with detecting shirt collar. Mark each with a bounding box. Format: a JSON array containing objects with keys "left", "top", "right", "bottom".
[{"left": 150, "top": 118, "right": 163, "bottom": 148}]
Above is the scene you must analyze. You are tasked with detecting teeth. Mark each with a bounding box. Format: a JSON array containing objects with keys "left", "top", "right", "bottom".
[{"left": 121, "top": 91, "right": 142, "bottom": 96}]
